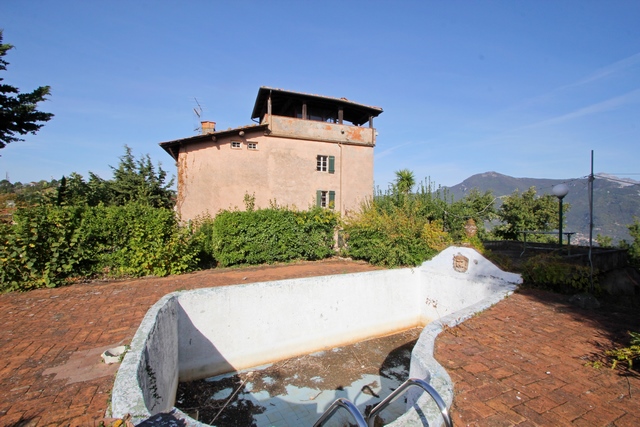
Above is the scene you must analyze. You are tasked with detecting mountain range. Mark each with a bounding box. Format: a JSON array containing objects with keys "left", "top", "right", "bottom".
[{"left": 445, "top": 171, "right": 640, "bottom": 244}]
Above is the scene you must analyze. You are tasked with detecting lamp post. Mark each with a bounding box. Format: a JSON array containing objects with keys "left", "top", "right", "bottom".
[{"left": 552, "top": 184, "right": 569, "bottom": 247}]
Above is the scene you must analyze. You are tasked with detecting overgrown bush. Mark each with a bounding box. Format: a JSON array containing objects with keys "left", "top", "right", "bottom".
[
  {"left": 0, "top": 204, "right": 87, "bottom": 291},
  {"left": 0, "top": 203, "right": 201, "bottom": 292},
  {"left": 209, "top": 206, "right": 339, "bottom": 267},
  {"left": 521, "top": 253, "right": 598, "bottom": 293},
  {"left": 342, "top": 199, "right": 440, "bottom": 267},
  {"left": 81, "top": 203, "right": 200, "bottom": 278}
]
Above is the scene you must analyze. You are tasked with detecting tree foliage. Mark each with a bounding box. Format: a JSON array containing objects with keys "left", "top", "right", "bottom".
[
  {"left": 344, "top": 176, "right": 494, "bottom": 267},
  {"left": 625, "top": 218, "right": 640, "bottom": 267},
  {"left": 109, "top": 146, "right": 175, "bottom": 208},
  {"left": 0, "top": 30, "right": 53, "bottom": 150},
  {"left": 493, "top": 187, "right": 564, "bottom": 241},
  {"left": 54, "top": 146, "right": 175, "bottom": 208},
  {"left": 394, "top": 169, "right": 416, "bottom": 194}
]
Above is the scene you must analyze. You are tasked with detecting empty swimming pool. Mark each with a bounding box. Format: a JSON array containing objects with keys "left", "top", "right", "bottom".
[{"left": 110, "top": 247, "right": 521, "bottom": 426}]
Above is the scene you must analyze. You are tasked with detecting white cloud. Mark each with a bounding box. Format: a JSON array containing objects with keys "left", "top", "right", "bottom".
[{"left": 521, "top": 88, "right": 640, "bottom": 129}]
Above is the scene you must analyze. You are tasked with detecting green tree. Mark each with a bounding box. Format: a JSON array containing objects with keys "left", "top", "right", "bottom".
[
  {"left": 0, "top": 30, "right": 53, "bottom": 150},
  {"left": 493, "top": 187, "right": 564, "bottom": 241},
  {"left": 596, "top": 234, "right": 614, "bottom": 248},
  {"left": 627, "top": 218, "right": 640, "bottom": 266},
  {"left": 109, "top": 145, "right": 175, "bottom": 208},
  {"left": 394, "top": 169, "right": 415, "bottom": 194},
  {"left": 447, "top": 189, "right": 497, "bottom": 240}
]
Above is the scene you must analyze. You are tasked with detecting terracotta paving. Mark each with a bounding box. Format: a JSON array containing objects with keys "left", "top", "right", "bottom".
[
  {"left": 0, "top": 260, "right": 378, "bottom": 427},
  {"left": 1, "top": 259, "right": 639, "bottom": 426},
  {"left": 435, "top": 289, "right": 640, "bottom": 426}
]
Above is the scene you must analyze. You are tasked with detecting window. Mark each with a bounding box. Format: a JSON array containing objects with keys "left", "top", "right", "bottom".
[
  {"left": 231, "top": 141, "right": 241, "bottom": 149},
  {"left": 317, "top": 155, "right": 327, "bottom": 171},
  {"left": 316, "top": 190, "right": 336, "bottom": 209},
  {"left": 248, "top": 142, "right": 258, "bottom": 150},
  {"left": 316, "top": 155, "right": 335, "bottom": 173}
]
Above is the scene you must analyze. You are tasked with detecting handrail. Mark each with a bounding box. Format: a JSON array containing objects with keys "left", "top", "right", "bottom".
[
  {"left": 366, "top": 378, "right": 453, "bottom": 427},
  {"left": 313, "top": 398, "right": 368, "bottom": 427}
]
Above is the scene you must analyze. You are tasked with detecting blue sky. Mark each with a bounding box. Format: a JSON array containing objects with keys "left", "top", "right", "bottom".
[{"left": 1, "top": 1, "right": 639, "bottom": 190}]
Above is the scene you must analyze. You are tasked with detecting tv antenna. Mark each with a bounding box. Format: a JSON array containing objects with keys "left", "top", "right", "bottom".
[
  {"left": 193, "top": 98, "right": 204, "bottom": 133},
  {"left": 193, "top": 97, "right": 203, "bottom": 119}
]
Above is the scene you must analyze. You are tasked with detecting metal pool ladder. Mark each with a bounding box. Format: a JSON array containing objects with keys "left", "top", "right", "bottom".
[
  {"left": 313, "top": 378, "right": 453, "bottom": 427},
  {"left": 313, "top": 398, "right": 367, "bottom": 427}
]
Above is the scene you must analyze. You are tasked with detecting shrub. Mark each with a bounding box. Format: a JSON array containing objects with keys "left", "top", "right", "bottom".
[
  {"left": 80, "top": 203, "right": 200, "bottom": 278},
  {"left": 190, "top": 215, "right": 217, "bottom": 269},
  {"left": 521, "top": 253, "right": 597, "bottom": 293},
  {"left": 0, "top": 202, "right": 201, "bottom": 292},
  {"left": 210, "top": 206, "right": 338, "bottom": 267},
  {"left": 343, "top": 200, "right": 438, "bottom": 267},
  {"left": 0, "top": 204, "right": 88, "bottom": 290}
]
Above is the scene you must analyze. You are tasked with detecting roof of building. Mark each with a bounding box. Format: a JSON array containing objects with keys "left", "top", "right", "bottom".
[
  {"left": 159, "top": 123, "right": 269, "bottom": 161},
  {"left": 251, "top": 86, "right": 383, "bottom": 126},
  {"left": 159, "top": 87, "right": 383, "bottom": 160}
]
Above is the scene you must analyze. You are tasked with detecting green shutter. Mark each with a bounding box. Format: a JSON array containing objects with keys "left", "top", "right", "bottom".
[
  {"left": 328, "top": 156, "right": 335, "bottom": 174},
  {"left": 329, "top": 191, "right": 335, "bottom": 209},
  {"left": 316, "top": 190, "right": 322, "bottom": 207}
]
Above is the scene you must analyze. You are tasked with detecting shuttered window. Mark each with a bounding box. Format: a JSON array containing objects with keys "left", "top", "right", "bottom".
[
  {"left": 317, "top": 155, "right": 335, "bottom": 173},
  {"left": 316, "top": 190, "right": 336, "bottom": 209}
]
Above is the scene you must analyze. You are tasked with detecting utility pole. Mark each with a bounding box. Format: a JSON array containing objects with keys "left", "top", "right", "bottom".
[{"left": 588, "top": 150, "right": 595, "bottom": 293}]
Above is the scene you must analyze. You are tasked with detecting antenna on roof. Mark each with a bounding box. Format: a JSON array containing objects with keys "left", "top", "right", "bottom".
[{"left": 193, "top": 98, "right": 204, "bottom": 133}]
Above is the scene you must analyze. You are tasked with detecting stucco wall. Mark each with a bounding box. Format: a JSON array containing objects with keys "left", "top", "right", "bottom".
[
  {"left": 175, "top": 129, "right": 374, "bottom": 221},
  {"left": 269, "top": 115, "right": 375, "bottom": 145}
]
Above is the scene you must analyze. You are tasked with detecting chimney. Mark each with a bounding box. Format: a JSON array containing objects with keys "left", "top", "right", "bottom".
[{"left": 201, "top": 121, "right": 216, "bottom": 134}]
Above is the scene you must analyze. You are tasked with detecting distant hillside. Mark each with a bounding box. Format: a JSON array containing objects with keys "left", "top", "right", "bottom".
[{"left": 445, "top": 171, "right": 640, "bottom": 244}]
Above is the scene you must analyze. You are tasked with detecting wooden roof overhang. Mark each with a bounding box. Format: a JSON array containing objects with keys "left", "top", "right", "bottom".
[{"left": 251, "top": 86, "right": 383, "bottom": 127}]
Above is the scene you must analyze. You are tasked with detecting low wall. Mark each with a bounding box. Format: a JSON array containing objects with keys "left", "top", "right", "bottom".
[{"left": 111, "top": 247, "right": 521, "bottom": 426}]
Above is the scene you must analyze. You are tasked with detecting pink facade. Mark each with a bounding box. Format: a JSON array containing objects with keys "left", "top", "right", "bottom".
[{"left": 160, "top": 87, "right": 382, "bottom": 221}]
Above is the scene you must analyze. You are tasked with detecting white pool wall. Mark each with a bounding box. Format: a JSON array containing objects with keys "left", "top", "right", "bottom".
[
  {"left": 175, "top": 267, "right": 421, "bottom": 382},
  {"left": 111, "top": 246, "right": 521, "bottom": 425},
  {"left": 112, "top": 294, "right": 180, "bottom": 418}
]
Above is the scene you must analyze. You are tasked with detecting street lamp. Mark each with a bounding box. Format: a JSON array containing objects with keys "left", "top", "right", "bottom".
[{"left": 552, "top": 183, "right": 569, "bottom": 247}]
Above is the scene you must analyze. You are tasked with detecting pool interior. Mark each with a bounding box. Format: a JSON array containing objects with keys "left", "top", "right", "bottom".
[{"left": 175, "top": 327, "right": 423, "bottom": 427}]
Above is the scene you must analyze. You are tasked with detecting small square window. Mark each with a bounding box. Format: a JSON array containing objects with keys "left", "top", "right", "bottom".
[
  {"left": 248, "top": 142, "right": 258, "bottom": 150},
  {"left": 231, "top": 141, "right": 241, "bottom": 149}
]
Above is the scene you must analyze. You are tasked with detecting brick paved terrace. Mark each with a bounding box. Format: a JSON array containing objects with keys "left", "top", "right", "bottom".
[{"left": 1, "top": 258, "right": 639, "bottom": 426}]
